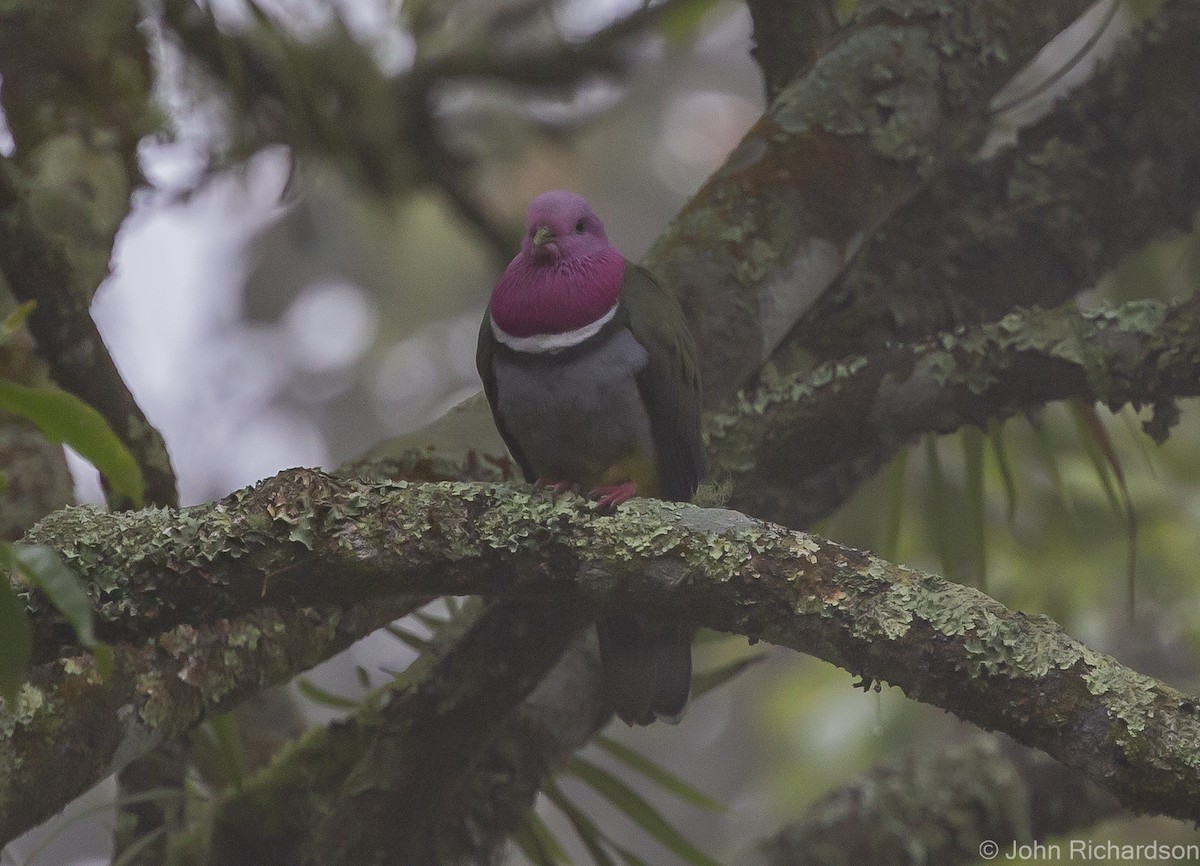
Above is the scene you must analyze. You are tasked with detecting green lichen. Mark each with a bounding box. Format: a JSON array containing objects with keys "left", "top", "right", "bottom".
[
  {"left": 0, "top": 682, "right": 45, "bottom": 740},
  {"left": 774, "top": 27, "right": 937, "bottom": 145},
  {"left": 1083, "top": 658, "right": 1159, "bottom": 734}
]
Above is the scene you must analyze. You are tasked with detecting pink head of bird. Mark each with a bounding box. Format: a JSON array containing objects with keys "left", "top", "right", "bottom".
[{"left": 489, "top": 191, "right": 626, "bottom": 339}]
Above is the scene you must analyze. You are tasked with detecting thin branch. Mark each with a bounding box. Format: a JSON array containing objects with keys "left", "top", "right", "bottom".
[
  {"left": 409, "top": 0, "right": 683, "bottom": 87},
  {"left": 0, "top": 0, "right": 177, "bottom": 510},
  {"left": 0, "top": 165, "right": 178, "bottom": 509}
]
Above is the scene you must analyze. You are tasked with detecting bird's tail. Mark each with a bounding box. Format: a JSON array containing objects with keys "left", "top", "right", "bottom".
[{"left": 596, "top": 611, "right": 692, "bottom": 726}]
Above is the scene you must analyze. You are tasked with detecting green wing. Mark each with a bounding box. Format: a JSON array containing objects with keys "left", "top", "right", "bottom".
[
  {"left": 476, "top": 312, "right": 537, "bottom": 483},
  {"left": 620, "top": 263, "right": 706, "bottom": 501}
]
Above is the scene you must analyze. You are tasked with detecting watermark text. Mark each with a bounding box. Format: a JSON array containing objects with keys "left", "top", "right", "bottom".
[{"left": 978, "top": 839, "right": 1200, "bottom": 861}]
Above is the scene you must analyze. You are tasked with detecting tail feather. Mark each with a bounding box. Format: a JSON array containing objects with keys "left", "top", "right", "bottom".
[{"left": 597, "top": 612, "right": 692, "bottom": 726}]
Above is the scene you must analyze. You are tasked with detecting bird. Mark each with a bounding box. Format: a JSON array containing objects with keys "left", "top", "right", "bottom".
[{"left": 476, "top": 190, "right": 706, "bottom": 725}]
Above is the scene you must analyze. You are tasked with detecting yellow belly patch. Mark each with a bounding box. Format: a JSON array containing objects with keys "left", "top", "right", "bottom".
[{"left": 594, "top": 450, "right": 661, "bottom": 498}]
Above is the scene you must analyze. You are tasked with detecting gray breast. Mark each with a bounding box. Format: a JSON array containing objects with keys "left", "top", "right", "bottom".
[{"left": 492, "top": 326, "right": 655, "bottom": 481}]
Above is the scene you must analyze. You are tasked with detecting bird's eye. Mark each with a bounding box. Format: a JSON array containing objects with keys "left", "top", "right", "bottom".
[{"left": 574, "top": 219, "right": 586, "bottom": 234}]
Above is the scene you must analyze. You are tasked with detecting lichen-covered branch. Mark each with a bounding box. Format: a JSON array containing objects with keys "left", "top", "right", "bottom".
[
  {"left": 642, "top": 0, "right": 1092, "bottom": 405},
  {"left": 0, "top": 594, "right": 419, "bottom": 846},
  {"left": 207, "top": 615, "right": 610, "bottom": 865},
  {"left": 0, "top": 0, "right": 177, "bottom": 509},
  {"left": 759, "top": 733, "right": 1121, "bottom": 866},
  {"left": 713, "top": 297, "right": 1200, "bottom": 527},
  {"left": 362, "top": 1, "right": 1200, "bottom": 533},
  {"left": 165, "top": 0, "right": 1093, "bottom": 408},
  {"left": 314, "top": 597, "right": 591, "bottom": 865},
  {"left": 7, "top": 469, "right": 1200, "bottom": 848},
  {"left": 786, "top": 0, "right": 1200, "bottom": 363}
]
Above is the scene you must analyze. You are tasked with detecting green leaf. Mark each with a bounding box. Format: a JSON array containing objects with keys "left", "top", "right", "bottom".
[
  {"left": 2, "top": 299, "right": 36, "bottom": 335},
  {"left": 657, "top": 0, "right": 723, "bottom": 43},
  {"left": 193, "top": 712, "right": 247, "bottom": 787},
  {"left": 987, "top": 418, "right": 1018, "bottom": 524},
  {"left": 385, "top": 623, "right": 430, "bottom": 651},
  {"left": 412, "top": 609, "right": 449, "bottom": 633},
  {"left": 1119, "top": 407, "right": 1158, "bottom": 477},
  {"left": 879, "top": 448, "right": 908, "bottom": 561},
  {"left": 91, "top": 641, "right": 114, "bottom": 679},
  {"left": 297, "top": 677, "right": 363, "bottom": 710},
  {"left": 1070, "top": 402, "right": 1122, "bottom": 516},
  {"left": 922, "top": 435, "right": 958, "bottom": 582},
  {"left": 607, "top": 839, "right": 653, "bottom": 866},
  {"left": 691, "top": 653, "right": 766, "bottom": 699},
  {"left": 1071, "top": 401, "right": 1138, "bottom": 611},
  {"left": 593, "top": 736, "right": 727, "bottom": 814},
  {"left": 0, "top": 380, "right": 144, "bottom": 507},
  {"left": 10, "top": 543, "right": 111, "bottom": 677},
  {"left": 544, "top": 780, "right": 618, "bottom": 866},
  {"left": 0, "top": 543, "right": 32, "bottom": 705},
  {"left": 513, "top": 809, "right": 570, "bottom": 865},
  {"left": 1026, "top": 411, "right": 1071, "bottom": 509},
  {"left": 566, "top": 757, "right": 723, "bottom": 866},
  {"left": 962, "top": 426, "right": 987, "bottom": 592},
  {"left": 14, "top": 544, "right": 96, "bottom": 645},
  {"left": 110, "top": 827, "right": 167, "bottom": 866}
]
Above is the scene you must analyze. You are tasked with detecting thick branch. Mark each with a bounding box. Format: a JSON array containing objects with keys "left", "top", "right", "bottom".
[
  {"left": 7, "top": 469, "right": 1200, "bottom": 847},
  {"left": 642, "top": 0, "right": 1093, "bottom": 406},
  {"left": 316, "top": 597, "right": 590, "bottom": 865},
  {"left": 207, "top": 616, "right": 610, "bottom": 865},
  {"left": 786, "top": 0, "right": 1200, "bottom": 362}
]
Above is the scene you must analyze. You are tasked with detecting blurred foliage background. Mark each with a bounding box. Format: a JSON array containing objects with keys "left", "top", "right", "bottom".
[{"left": 5, "top": 0, "right": 1200, "bottom": 864}]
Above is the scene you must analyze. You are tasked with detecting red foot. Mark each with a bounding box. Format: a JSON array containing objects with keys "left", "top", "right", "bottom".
[
  {"left": 536, "top": 478, "right": 580, "bottom": 496},
  {"left": 590, "top": 481, "right": 637, "bottom": 512}
]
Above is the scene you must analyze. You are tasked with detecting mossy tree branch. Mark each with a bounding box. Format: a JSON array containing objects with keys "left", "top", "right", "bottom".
[
  {"left": 787, "top": 0, "right": 1200, "bottom": 362},
  {"left": 355, "top": 297, "right": 1200, "bottom": 530},
  {"left": 296, "top": 292, "right": 1200, "bottom": 859},
  {"left": 209, "top": 618, "right": 611, "bottom": 866},
  {"left": 1, "top": 0, "right": 1195, "bottom": 861},
  {"left": 715, "top": 297, "right": 1200, "bottom": 527},
  {"left": 760, "top": 733, "right": 1122, "bottom": 866},
  {"left": 0, "top": 0, "right": 177, "bottom": 510},
  {"left": 162, "top": 0, "right": 1094, "bottom": 406},
  {"left": 642, "top": 0, "right": 1093, "bottom": 404},
  {"left": 0, "top": 590, "right": 420, "bottom": 846},
  {"left": 6, "top": 468, "right": 1200, "bottom": 851}
]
